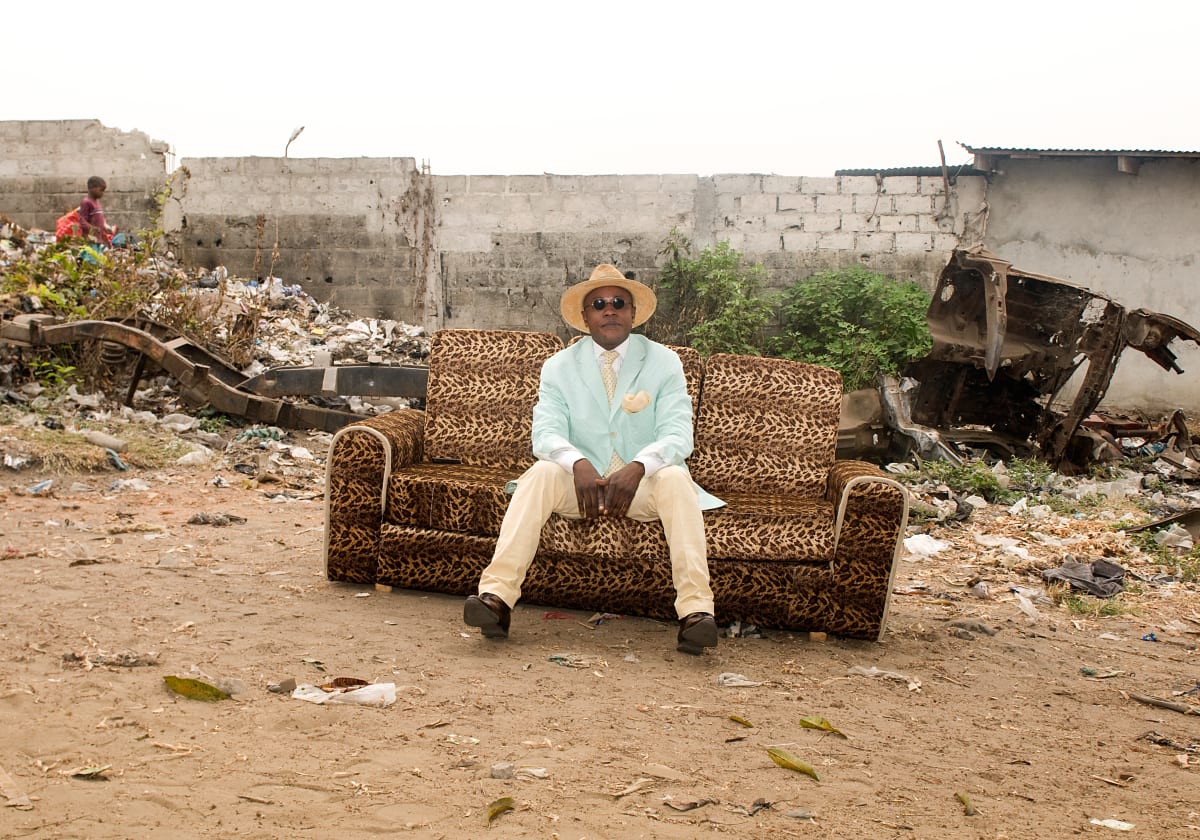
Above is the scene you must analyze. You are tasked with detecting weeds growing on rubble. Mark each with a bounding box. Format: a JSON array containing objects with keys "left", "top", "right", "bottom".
[
  {"left": 26, "top": 353, "right": 79, "bottom": 390},
  {"left": 903, "top": 455, "right": 1117, "bottom": 507},
  {"left": 1054, "top": 589, "right": 1132, "bottom": 618},
  {"left": 0, "top": 406, "right": 192, "bottom": 472},
  {"left": 1129, "top": 530, "right": 1200, "bottom": 583}
]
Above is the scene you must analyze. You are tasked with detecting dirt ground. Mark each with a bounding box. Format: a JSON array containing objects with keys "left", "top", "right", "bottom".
[{"left": 1, "top": 434, "right": 1199, "bottom": 840}]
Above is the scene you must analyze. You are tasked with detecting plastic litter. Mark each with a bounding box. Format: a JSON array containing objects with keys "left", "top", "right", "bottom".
[
  {"left": 847, "top": 665, "right": 921, "bottom": 692},
  {"left": 903, "top": 534, "right": 950, "bottom": 559},
  {"left": 1153, "top": 524, "right": 1194, "bottom": 550},
  {"left": 158, "top": 413, "right": 198, "bottom": 433},
  {"left": 82, "top": 429, "right": 126, "bottom": 451},
  {"left": 717, "top": 672, "right": 763, "bottom": 687},
  {"left": 974, "top": 533, "right": 1031, "bottom": 561},
  {"left": 238, "top": 427, "right": 283, "bottom": 442},
  {"left": 108, "top": 478, "right": 151, "bottom": 492},
  {"left": 1012, "top": 591, "right": 1042, "bottom": 625},
  {"left": 176, "top": 447, "right": 212, "bottom": 466},
  {"left": 291, "top": 681, "right": 396, "bottom": 707},
  {"left": 1089, "top": 818, "right": 1134, "bottom": 831}
]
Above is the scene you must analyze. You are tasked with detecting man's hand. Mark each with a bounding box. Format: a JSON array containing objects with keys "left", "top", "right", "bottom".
[
  {"left": 600, "top": 461, "right": 645, "bottom": 518},
  {"left": 572, "top": 458, "right": 603, "bottom": 519}
]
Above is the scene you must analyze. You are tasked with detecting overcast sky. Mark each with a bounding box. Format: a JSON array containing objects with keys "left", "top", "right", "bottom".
[{"left": 9, "top": 1, "right": 1198, "bottom": 176}]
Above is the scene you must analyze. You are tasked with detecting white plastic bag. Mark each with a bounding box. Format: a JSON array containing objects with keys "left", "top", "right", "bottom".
[{"left": 291, "top": 682, "right": 396, "bottom": 707}]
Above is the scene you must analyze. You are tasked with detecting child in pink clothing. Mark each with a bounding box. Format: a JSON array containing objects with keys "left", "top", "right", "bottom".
[{"left": 78, "top": 176, "right": 114, "bottom": 244}]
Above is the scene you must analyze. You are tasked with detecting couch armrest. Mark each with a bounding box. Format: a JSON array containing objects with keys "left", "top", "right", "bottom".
[
  {"left": 825, "top": 460, "right": 910, "bottom": 640},
  {"left": 323, "top": 410, "right": 426, "bottom": 583}
]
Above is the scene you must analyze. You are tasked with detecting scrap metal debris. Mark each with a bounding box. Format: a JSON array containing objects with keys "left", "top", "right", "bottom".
[{"left": 881, "top": 247, "right": 1200, "bottom": 471}]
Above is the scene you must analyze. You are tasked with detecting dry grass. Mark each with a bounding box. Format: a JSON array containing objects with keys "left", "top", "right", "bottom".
[{"left": 0, "top": 414, "right": 192, "bottom": 474}]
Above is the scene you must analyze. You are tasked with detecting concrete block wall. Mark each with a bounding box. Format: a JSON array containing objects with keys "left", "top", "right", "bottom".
[
  {"left": 434, "top": 171, "right": 986, "bottom": 338},
  {"left": 711, "top": 173, "right": 987, "bottom": 291},
  {"left": 175, "top": 156, "right": 425, "bottom": 319},
  {"left": 435, "top": 174, "right": 701, "bottom": 334},
  {"left": 0, "top": 120, "right": 167, "bottom": 232}
]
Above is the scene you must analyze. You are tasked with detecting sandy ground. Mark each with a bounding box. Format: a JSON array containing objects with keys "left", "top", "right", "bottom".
[{"left": 1, "top": 437, "right": 1199, "bottom": 840}]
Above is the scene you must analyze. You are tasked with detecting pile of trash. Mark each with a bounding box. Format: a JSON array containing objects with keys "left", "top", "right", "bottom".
[
  {"left": 1, "top": 216, "right": 431, "bottom": 371},
  {"left": 2, "top": 216, "right": 434, "bottom": 412},
  {"left": 1, "top": 217, "right": 436, "bottom": 478},
  {"left": 891, "top": 448, "right": 1200, "bottom": 632}
]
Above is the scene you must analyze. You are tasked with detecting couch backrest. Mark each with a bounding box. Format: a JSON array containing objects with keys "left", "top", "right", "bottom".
[
  {"left": 689, "top": 354, "right": 842, "bottom": 497},
  {"left": 669, "top": 344, "right": 704, "bottom": 420},
  {"left": 424, "top": 329, "right": 564, "bottom": 469}
]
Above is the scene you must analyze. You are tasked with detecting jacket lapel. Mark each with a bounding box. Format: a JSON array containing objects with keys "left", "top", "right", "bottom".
[{"left": 571, "top": 338, "right": 610, "bottom": 414}]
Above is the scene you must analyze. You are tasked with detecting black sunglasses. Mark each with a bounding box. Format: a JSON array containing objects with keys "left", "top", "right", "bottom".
[{"left": 589, "top": 296, "right": 627, "bottom": 311}]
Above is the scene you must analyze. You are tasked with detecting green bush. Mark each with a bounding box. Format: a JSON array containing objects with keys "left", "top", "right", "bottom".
[
  {"left": 648, "top": 230, "right": 773, "bottom": 356},
  {"left": 770, "top": 266, "right": 932, "bottom": 391}
]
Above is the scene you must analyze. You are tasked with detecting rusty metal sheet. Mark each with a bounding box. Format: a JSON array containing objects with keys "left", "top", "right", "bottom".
[{"left": 239, "top": 364, "right": 428, "bottom": 400}]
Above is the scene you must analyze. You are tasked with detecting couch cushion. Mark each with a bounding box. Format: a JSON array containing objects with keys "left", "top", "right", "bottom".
[
  {"left": 702, "top": 493, "right": 835, "bottom": 562},
  {"left": 424, "top": 329, "right": 563, "bottom": 469},
  {"left": 537, "top": 492, "right": 834, "bottom": 564},
  {"left": 386, "top": 463, "right": 520, "bottom": 534},
  {"left": 690, "top": 354, "right": 841, "bottom": 498}
]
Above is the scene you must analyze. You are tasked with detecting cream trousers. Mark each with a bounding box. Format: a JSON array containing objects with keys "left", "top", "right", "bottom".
[{"left": 478, "top": 460, "right": 715, "bottom": 618}]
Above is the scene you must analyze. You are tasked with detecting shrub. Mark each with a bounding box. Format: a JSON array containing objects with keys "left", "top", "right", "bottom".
[
  {"left": 771, "top": 265, "right": 932, "bottom": 391},
  {"left": 647, "top": 230, "right": 773, "bottom": 356}
]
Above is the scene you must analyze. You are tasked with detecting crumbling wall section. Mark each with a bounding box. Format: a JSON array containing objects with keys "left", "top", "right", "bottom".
[
  {"left": 0, "top": 120, "right": 167, "bottom": 232},
  {"left": 174, "top": 156, "right": 424, "bottom": 321}
]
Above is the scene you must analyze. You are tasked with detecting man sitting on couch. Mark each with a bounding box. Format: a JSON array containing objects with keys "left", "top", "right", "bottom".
[{"left": 463, "top": 264, "right": 726, "bottom": 654}]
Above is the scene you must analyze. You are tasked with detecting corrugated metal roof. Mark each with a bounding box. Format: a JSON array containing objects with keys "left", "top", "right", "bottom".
[
  {"left": 834, "top": 165, "right": 987, "bottom": 177},
  {"left": 964, "top": 145, "right": 1200, "bottom": 157}
]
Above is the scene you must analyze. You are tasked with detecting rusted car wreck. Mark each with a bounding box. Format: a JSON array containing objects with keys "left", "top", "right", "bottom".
[{"left": 872, "top": 247, "right": 1200, "bottom": 471}]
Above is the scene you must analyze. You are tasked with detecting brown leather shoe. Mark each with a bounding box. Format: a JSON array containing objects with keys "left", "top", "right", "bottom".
[
  {"left": 464, "top": 592, "right": 511, "bottom": 639},
  {"left": 677, "top": 612, "right": 718, "bottom": 655}
]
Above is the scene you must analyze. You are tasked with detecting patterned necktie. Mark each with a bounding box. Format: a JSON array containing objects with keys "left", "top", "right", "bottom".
[
  {"left": 600, "top": 350, "right": 625, "bottom": 476},
  {"left": 600, "top": 350, "right": 619, "bottom": 403}
]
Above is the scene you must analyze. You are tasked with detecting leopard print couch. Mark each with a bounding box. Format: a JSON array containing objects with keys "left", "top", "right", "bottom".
[{"left": 323, "top": 328, "right": 909, "bottom": 640}]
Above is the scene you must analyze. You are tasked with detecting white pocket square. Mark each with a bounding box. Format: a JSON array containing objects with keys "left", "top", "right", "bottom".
[{"left": 621, "top": 390, "right": 652, "bottom": 413}]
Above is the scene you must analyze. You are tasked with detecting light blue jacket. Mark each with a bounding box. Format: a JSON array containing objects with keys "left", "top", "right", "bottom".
[{"left": 524, "top": 334, "right": 724, "bottom": 510}]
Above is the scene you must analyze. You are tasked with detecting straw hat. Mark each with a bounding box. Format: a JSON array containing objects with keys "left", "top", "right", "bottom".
[{"left": 559, "top": 264, "right": 657, "bottom": 332}]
